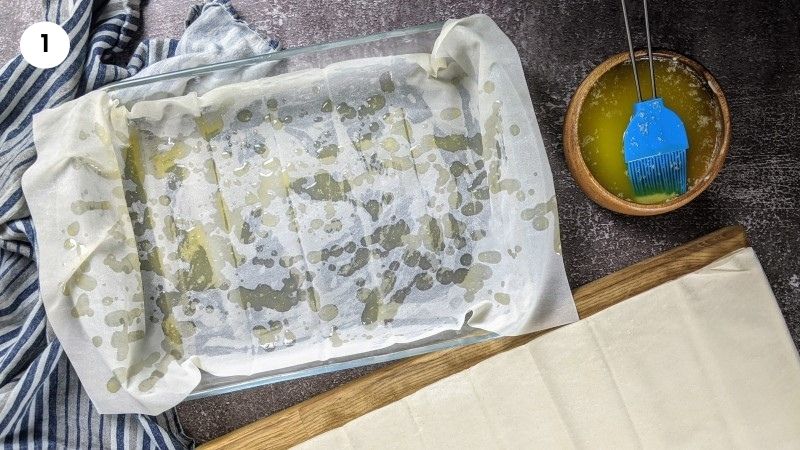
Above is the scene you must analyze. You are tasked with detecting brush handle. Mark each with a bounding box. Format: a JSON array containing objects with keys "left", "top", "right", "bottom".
[
  {"left": 620, "top": 0, "right": 642, "bottom": 101},
  {"left": 643, "top": 0, "right": 657, "bottom": 98},
  {"left": 621, "top": 0, "right": 658, "bottom": 100}
]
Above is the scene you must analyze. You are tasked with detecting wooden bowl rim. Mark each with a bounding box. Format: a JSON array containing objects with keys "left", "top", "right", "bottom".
[{"left": 563, "top": 50, "right": 731, "bottom": 216}]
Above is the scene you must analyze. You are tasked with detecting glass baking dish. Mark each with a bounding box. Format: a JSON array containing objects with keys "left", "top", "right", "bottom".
[{"left": 103, "top": 21, "right": 502, "bottom": 400}]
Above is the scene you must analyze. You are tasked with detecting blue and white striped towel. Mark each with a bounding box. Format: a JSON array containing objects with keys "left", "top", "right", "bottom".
[{"left": 0, "top": 1, "right": 278, "bottom": 447}]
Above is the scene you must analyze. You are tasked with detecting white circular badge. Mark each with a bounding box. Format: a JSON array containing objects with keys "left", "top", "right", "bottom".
[{"left": 20, "top": 22, "right": 70, "bottom": 69}]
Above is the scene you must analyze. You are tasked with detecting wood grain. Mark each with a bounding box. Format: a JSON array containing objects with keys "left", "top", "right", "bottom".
[{"left": 200, "top": 225, "right": 747, "bottom": 450}]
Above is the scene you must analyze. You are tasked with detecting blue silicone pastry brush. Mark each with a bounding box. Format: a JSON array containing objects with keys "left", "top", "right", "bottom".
[{"left": 620, "top": 0, "right": 689, "bottom": 197}]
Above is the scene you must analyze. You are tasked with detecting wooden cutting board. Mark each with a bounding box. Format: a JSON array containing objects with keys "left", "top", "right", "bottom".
[{"left": 201, "top": 225, "right": 747, "bottom": 450}]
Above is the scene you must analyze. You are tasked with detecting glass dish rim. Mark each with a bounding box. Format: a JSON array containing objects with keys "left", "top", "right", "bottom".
[
  {"left": 101, "top": 21, "right": 444, "bottom": 93},
  {"left": 187, "top": 331, "right": 494, "bottom": 400}
]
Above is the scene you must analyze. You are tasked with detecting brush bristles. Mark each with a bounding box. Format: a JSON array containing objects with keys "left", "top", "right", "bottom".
[{"left": 627, "top": 150, "right": 687, "bottom": 197}]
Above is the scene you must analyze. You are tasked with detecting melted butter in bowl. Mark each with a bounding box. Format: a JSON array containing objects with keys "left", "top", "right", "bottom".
[
  {"left": 564, "top": 50, "right": 731, "bottom": 215},
  {"left": 578, "top": 56, "right": 722, "bottom": 204}
]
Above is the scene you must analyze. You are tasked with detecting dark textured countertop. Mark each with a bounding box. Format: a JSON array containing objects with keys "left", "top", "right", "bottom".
[{"left": 2, "top": 0, "right": 798, "bottom": 444}]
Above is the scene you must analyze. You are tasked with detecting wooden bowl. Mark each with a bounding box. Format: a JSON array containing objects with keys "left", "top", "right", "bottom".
[{"left": 563, "top": 50, "right": 731, "bottom": 216}]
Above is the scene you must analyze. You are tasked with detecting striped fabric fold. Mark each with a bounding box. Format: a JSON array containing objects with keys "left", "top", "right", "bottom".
[{"left": 0, "top": 0, "right": 278, "bottom": 447}]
